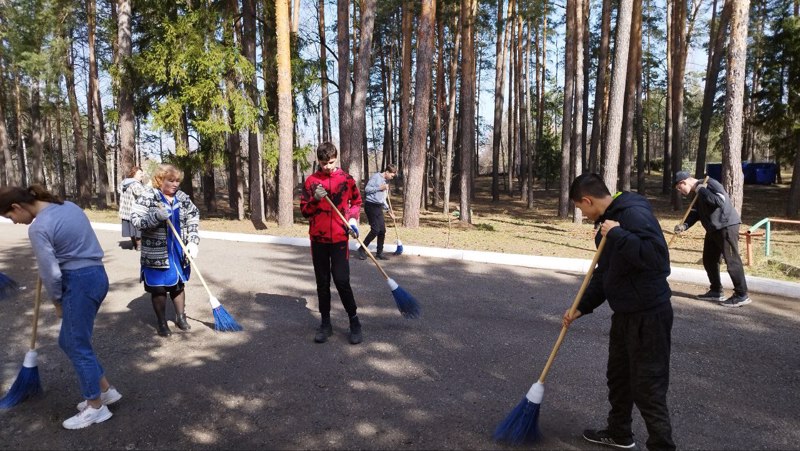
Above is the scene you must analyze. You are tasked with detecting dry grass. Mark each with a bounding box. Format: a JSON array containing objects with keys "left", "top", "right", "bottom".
[{"left": 85, "top": 172, "right": 800, "bottom": 282}]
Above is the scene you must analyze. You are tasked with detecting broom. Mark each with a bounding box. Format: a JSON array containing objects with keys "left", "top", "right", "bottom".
[
  {"left": 323, "top": 195, "right": 420, "bottom": 318},
  {"left": 165, "top": 219, "right": 243, "bottom": 332},
  {"left": 494, "top": 235, "right": 608, "bottom": 444},
  {"left": 385, "top": 194, "right": 403, "bottom": 255},
  {"left": 0, "top": 277, "right": 44, "bottom": 408},
  {"left": 668, "top": 175, "right": 710, "bottom": 248},
  {"left": 0, "top": 272, "right": 20, "bottom": 300}
]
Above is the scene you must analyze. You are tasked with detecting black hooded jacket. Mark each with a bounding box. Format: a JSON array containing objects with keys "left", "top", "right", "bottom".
[
  {"left": 577, "top": 192, "right": 672, "bottom": 316},
  {"left": 685, "top": 177, "right": 741, "bottom": 231}
]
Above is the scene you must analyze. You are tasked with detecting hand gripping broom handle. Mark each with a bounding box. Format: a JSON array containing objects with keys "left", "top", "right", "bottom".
[
  {"left": 386, "top": 194, "right": 401, "bottom": 242},
  {"left": 323, "top": 195, "right": 392, "bottom": 281},
  {"left": 668, "top": 175, "right": 710, "bottom": 247},
  {"left": 165, "top": 218, "right": 216, "bottom": 302},
  {"left": 537, "top": 235, "right": 607, "bottom": 384},
  {"left": 29, "top": 277, "right": 43, "bottom": 350}
]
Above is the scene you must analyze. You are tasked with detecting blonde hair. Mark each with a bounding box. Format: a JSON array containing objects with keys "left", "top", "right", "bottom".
[{"left": 152, "top": 164, "right": 183, "bottom": 188}]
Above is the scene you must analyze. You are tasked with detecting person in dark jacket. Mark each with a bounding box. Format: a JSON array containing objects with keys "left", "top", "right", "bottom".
[
  {"left": 673, "top": 171, "right": 750, "bottom": 307},
  {"left": 563, "top": 173, "right": 675, "bottom": 451},
  {"left": 300, "top": 142, "right": 364, "bottom": 345},
  {"left": 358, "top": 164, "right": 397, "bottom": 261}
]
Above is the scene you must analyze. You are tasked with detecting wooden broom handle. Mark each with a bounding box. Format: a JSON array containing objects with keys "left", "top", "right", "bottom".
[
  {"left": 386, "top": 194, "right": 401, "bottom": 241},
  {"left": 322, "top": 195, "right": 391, "bottom": 281},
  {"left": 668, "top": 176, "right": 710, "bottom": 247},
  {"left": 538, "top": 235, "right": 607, "bottom": 383},
  {"left": 29, "top": 277, "right": 43, "bottom": 350},
  {"left": 165, "top": 218, "right": 215, "bottom": 300}
]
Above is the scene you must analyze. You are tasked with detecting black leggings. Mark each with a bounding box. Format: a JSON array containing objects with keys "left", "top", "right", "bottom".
[
  {"left": 362, "top": 202, "right": 387, "bottom": 253},
  {"left": 311, "top": 241, "right": 357, "bottom": 320},
  {"left": 703, "top": 224, "right": 748, "bottom": 296}
]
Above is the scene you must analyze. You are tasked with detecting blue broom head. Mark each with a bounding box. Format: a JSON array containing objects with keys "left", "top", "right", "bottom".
[
  {"left": 394, "top": 240, "right": 404, "bottom": 256},
  {"left": 0, "top": 272, "right": 20, "bottom": 301},
  {"left": 493, "top": 382, "right": 544, "bottom": 444},
  {"left": 212, "top": 305, "right": 243, "bottom": 332},
  {"left": 0, "top": 350, "right": 42, "bottom": 409},
  {"left": 386, "top": 278, "right": 420, "bottom": 319}
]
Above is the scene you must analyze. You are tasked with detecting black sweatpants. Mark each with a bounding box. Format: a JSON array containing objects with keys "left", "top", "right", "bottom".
[
  {"left": 362, "top": 202, "right": 387, "bottom": 254},
  {"left": 310, "top": 241, "right": 357, "bottom": 320},
  {"left": 606, "top": 305, "right": 675, "bottom": 451},
  {"left": 703, "top": 224, "right": 748, "bottom": 296}
]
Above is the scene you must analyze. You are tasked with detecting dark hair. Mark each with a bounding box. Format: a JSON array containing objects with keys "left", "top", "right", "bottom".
[
  {"left": 127, "top": 165, "right": 142, "bottom": 178},
  {"left": 383, "top": 164, "right": 398, "bottom": 174},
  {"left": 569, "top": 173, "right": 611, "bottom": 201},
  {"left": 0, "top": 185, "right": 64, "bottom": 214},
  {"left": 316, "top": 142, "right": 338, "bottom": 161}
]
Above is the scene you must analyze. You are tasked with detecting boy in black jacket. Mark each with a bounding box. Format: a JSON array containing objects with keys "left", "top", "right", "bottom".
[
  {"left": 673, "top": 171, "right": 750, "bottom": 307},
  {"left": 563, "top": 174, "right": 675, "bottom": 451}
]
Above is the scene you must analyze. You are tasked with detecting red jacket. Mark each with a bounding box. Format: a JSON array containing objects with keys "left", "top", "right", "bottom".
[{"left": 301, "top": 168, "right": 362, "bottom": 243}]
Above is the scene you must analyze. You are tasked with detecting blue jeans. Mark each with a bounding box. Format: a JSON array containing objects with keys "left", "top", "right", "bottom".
[{"left": 58, "top": 265, "right": 109, "bottom": 400}]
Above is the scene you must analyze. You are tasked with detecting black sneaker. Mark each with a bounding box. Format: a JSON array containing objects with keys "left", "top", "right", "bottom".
[
  {"left": 348, "top": 316, "right": 362, "bottom": 345},
  {"left": 696, "top": 290, "right": 724, "bottom": 302},
  {"left": 720, "top": 294, "right": 752, "bottom": 308},
  {"left": 582, "top": 429, "right": 636, "bottom": 449},
  {"left": 357, "top": 248, "right": 367, "bottom": 260},
  {"left": 375, "top": 253, "right": 389, "bottom": 261},
  {"left": 314, "top": 323, "right": 333, "bottom": 343}
]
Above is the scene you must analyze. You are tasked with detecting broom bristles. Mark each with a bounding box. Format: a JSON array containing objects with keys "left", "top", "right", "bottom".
[
  {"left": 493, "top": 397, "right": 542, "bottom": 444},
  {"left": 394, "top": 240, "right": 404, "bottom": 256},
  {"left": 0, "top": 351, "right": 42, "bottom": 409},
  {"left": 390, "top": 284, "right": 420, "bottom": 319},
  {"left": 212, "top": 305, "right": 243, "bottom": 332},
  {"left": 0, "top": 272, "right": 20, "bottom": 301}
]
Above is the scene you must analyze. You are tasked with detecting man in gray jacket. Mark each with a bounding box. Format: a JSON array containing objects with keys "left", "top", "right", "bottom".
[
  {"left": 359, "top": 164, "right": 397, "bottom": 260},
  {"left": 674, "top": 171, "right": 751, "bottom": 307}
]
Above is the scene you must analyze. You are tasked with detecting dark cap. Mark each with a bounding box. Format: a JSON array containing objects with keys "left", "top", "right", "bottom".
[{"left": 674, "top": 171, "right": 691, "bottom": 186}]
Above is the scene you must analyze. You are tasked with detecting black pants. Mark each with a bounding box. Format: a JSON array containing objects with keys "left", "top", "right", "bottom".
[
  {"left": 703, "top": 224, "right": 748, "bottom": 296},
  {"left": 311, "top": 241, "right": 357, "bottom": 320},
  {"left": 607, "top": 305, "right": 675, "bottom": 451},
  {"left": 362, "top": 202, "right": 387, "bottom": 254}
]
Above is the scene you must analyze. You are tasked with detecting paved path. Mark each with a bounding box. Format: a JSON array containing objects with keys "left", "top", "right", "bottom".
[{"left": 0, "top": 224, "right": 798, "bottom": 450}]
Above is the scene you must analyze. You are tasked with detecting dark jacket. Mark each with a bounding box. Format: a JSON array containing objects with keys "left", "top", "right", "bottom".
[
  {"left": 685, "top": 177, "right": 741, "bottom": 232},
  {"left": 578, "top": 192, "right": 672, "bottom": 315}
]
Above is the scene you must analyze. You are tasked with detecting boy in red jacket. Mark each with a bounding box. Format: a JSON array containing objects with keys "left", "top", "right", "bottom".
[{"left": 300, "top": 142, "right": 364, "bottom": 344}]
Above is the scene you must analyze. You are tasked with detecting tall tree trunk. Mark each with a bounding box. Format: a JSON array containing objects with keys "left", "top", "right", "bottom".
[
  {"left": 337, "top": 0, "right": 352, "bottom": 163},
  {"left": 788, "top": 150, "right": 800, "bottom": 217},
  {"left": 433, "top": 14, "right": 445, "bottom": 208},
  {"left": 696, "top": 0, "right": 732, "bottom": 177},
  {"left": 348, "top": 0, "right": 376, "bottom": 185},
  {"left": 619, "top": 0, "right": 642, "bottom": 192},
  {"left": 559, "top": 0, "right": 577, "bottom": 218},
  {"left": 491, "top": 0, "right": 513, "bottom": 201},
  {"left": 117, "top": 0, "right": 135, "bottom": 178},
  {"left": 601, "top": 0, "right": 634, "bottom": 192},
  {"left": 244, "top": 0, "right": 267, "bottom": 229},
  {"left": 29, "top": 79, "right": 46, "bottom": 185},
  {"left": 443, "top": 14, "right": 461, "bottom": 214},
  {"left": 722, "top": 0, "right": 749, "bottom": 215},
  {"left": 225, "top": 0, "right": 245, "bottom": 220},
  {"left": 670, "top": 0, "right": 688, "bottom": 209},
  {"left": 261, "top": 0, "right": 279, "bottom": 220},
  {"left": 318, "top": 0, "right": 331, "bottom": 143},
  {"left": 590, "top": 0, "right": 613, "bottom": 173},
  {"left": 403, "top": 0, "right": 436, "bottom": 227},
  {"left": 14, "top": 72, "right": 28, "bottom": 187},
  {"left": 459, "top": 0, "right": 476, "bottom": 224},
  {"left": 277, "top": 0, "right": 294, "bottom": 226},
  {"left": 399, "top": 0, "right": 413, "bottom": 186},
  {"left": 571, "top": 0, "right": 585, "bottom": 224},
  {"left": 0, "top": 61, "right": 12, "bottom": 185},
  {"left": 65, "top": 34, "right": 90, "bottom": 205},
  {"left": 88, "top": 0, "right": 109, "bottom": 207}
]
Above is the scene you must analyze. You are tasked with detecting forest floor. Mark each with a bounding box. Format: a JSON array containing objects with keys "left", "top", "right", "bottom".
[{"left": 84, "top": 171, "right": 800, "bottom": 282}]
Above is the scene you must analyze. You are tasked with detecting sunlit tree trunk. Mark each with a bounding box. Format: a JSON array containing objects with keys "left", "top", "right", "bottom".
[
  {"left": 443, "top": 14, "right": 461, "bottom": 214},
  {"left": 225, "top": 0, "right": 245, "bottom": 220},
  {"left": 459, "top": 0, "right": 476, "bottom": 224},
  {"left": 492, "top": 0, "right": 513, "bottom": 201},
  {"left": 117, "top": 0, "right": 135, "bottom": 179},
  {"left": 619, "top": 0, "right": 642, "bottom": 192},
  {"left": 337, "top": 0, "right": 351, "bottom": 165},
  {"left": 64, "top": 32, "right": 90, "bottom": 205},
  {"left": 318, "top": 0, "right": 331, "bottom": 143},
  {"left": 28, "top": 79, "right": 46, "bottom": 185},
  {"left": 0, "top": 59, "right": 12, "bottom": 185},
  {"left": 87, "top": 0, "right": 109, "bottom": 207},
  {"left": 559, "top": 0, "right": 576, "bottom": 218},
  {"left": 590, "top": 0, "right": 612, "bottom": 173},
  {"left": 571, "top": 0, "right": 585, "bottom": 224},
  {"left": 670, "top": 0, "right": 688, "bottom": 210},
  {"left": 244, "top": 0, "right": 266, "bottom": 229},
  {"left": 277, "top": 0, "right": 294, "bottom": 226},
  {"left": 722, "top": 0, "right": 749, "bottom": 214}
]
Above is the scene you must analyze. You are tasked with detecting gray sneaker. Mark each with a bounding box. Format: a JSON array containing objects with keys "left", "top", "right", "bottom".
[
  {"left": 314, "top": 322, "right": 333, "bottom": 343},
  {"left": 696, "top": 290, "right": 724, "bottom": 302},
  {"left": 720, "top": 294, "right": 752, "bottom": 307}
]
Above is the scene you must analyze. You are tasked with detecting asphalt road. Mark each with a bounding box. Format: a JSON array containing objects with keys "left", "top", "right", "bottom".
[{"left": 0, "top": 224, "right": 798, "bottom": 450}]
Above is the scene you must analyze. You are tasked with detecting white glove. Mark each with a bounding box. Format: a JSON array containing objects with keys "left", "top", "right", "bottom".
[
  {"left": 154, "top": 204, "right": 171, "bottom": 221},
  {"left": 186, "top": 242, "right": 199, "bottom": 259},
  {"left": 348, "top": 218, "right": 359, "bottom": 238}
]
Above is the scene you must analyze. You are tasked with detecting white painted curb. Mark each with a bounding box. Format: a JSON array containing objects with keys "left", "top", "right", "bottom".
[{"left": 3, "top": 219, "right": 796, "bottom": 298}]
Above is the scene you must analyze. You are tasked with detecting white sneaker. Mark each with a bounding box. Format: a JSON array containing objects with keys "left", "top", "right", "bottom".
[
  {"left": 76, "top": 387, "right": 122, "bottom": 411},
  {"left": 62, "top": 405, "right": 113, "bottom": 430}
]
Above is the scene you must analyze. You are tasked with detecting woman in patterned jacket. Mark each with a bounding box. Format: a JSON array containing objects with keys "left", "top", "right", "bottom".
[{"left": 130, "top": 164, "right": 200, "bottom": 337}]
